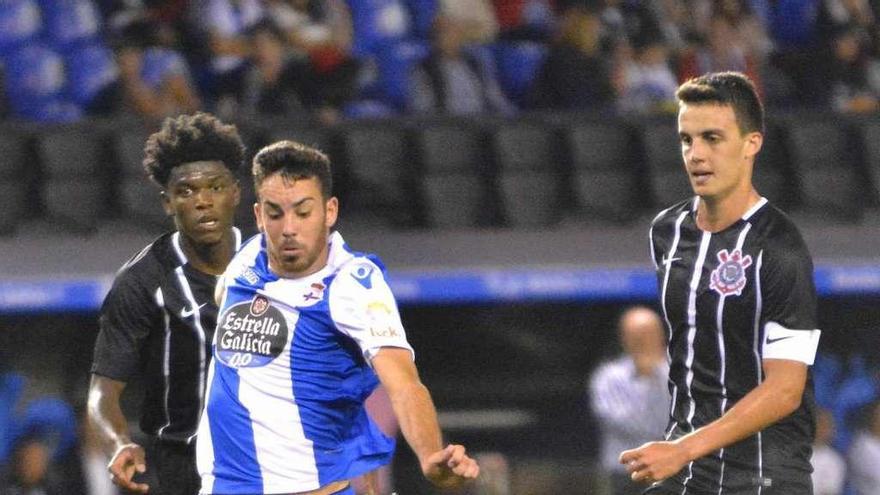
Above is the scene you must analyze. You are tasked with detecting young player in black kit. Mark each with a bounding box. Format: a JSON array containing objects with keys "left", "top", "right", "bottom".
[
  {"left": 620, "top": 72, "right": 822, "bottom": 494},
  {"left": 87, "top": 113, "right": 244, "bottom": 494}
]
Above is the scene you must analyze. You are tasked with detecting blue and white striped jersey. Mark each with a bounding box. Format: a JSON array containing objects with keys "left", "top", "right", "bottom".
[{"left": 197, "top": 231, "right": 413, "bottom": 494}]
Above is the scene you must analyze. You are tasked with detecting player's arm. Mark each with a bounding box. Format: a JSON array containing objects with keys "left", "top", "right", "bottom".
[
  {"left": 87, "top": 374, "right": 149, "bottom": 493},
  {"left": 620, "top": 358, "right": 806, "bottom": 482},
  {"left": 371, "top": 348, "right": 479, "bottom": 489}
]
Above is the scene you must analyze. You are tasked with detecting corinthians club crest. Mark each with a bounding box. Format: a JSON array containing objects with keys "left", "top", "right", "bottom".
[{"left": 710, "top": 249, "right": 753, "bottom": 297}]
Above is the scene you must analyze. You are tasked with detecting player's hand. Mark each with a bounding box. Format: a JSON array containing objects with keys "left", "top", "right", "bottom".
[
  {"left": 108, "top": 442, "right": 149, "bottom": 493},
  {"left": 421, "top": 444, "right": 480, "bottom": 489},
  {"left": 619, "top": 441, "right": 689, "bottom": 484}
]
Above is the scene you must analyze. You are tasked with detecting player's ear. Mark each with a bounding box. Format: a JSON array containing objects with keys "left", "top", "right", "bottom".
[
  {"left": 744, "top": 131, "right": 763, "bottom": 159},
  {"left": 254, "top": 200, "right": 263, "bottom": 232},
  {"left": 325, "top": 197, "right": 338, "bottom": 229},
  {"left": 160, "top": 190, "right": 173, "bottom": 216}
]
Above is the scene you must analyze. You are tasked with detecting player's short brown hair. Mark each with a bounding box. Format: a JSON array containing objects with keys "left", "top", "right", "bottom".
[{"left": 676, "top": 71, "right": 764, "bottom": 135}]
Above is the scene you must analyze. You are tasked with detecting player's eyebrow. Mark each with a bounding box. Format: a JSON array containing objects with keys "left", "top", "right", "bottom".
[{"left": 264, "top": 197, "right": 316, "bottom": 210}]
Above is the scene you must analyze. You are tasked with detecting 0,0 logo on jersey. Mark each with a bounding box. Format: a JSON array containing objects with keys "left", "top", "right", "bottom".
[
  {"left": 710, "top": 249, "right": 753, "bottom": 297},
  {"left": 216, "top": 296, "right": 288, "bottom": 368}
]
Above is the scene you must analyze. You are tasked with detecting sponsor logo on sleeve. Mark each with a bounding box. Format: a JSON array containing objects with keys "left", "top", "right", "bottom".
[
  {"left": 351, "top": 265, "right": 374, "bottom": 289},
  {"left": 366, "top": 301, "right": 400, "bottom": 338},
  {"left": 710, "top": 249, "right": 753, "bottom": 297},
  {"left": 216, "top": 295, "right": 288, "bottom": 368}
]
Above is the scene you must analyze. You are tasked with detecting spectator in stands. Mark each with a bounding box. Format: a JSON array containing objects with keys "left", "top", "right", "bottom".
[
  {"left": 712, "top": 0, "right": 773, "bottom": 60},
  {"left": 492, "top": 0, "right": 555, "bottom": 41},
  {"left": 811, "top": 407, "right": 845, "bottom": 495},
  {"left": 589, "top": 306, "right": 669, "bottom": 495},
  {"left": 241, "top": 20, "right": 311, "bottom": 117},
  {"left": 110, "top": 17, "right": 202, "bottom": 122},
  {"left": 258, "top": 2, "right": 361, "bottom": 123},
  {"left": 527, "top": 3, "right": 617, "bottom": 111},
  {"left": 190, "top": 0, "right": 265, "bottom": 109},
  {"left": 0, "top": 431, "right": 63, "bottom": 495},
  {"left": 438, "top": 0, "right": 499, "bottom": 43},
  {"left": 848, "top": 400, "right": 880, "bottom": 495},
  {"left": 408, "top": 14, "right": 515, "bottom": 116},
  {"left": 678, "top": 15, "right": 763, "bottom": 96},
  {"left": 824, "top": 23, "right": 880, "bottom": 113},
  {"left": 617, "top": 33, "right": 677, "bottom": 114}
]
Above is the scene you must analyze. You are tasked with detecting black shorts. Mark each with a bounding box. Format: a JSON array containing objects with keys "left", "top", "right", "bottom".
[
  {"left": 643, "top": 477, "right": 813, "bottom": 495},
  {"left": 144, "top": 438, "right": 200, "bottom": 495}
]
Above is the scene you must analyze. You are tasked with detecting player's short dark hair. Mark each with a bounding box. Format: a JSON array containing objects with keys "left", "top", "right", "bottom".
[
  {"left": 252, "top": 140, "right": 333, "bottom": 199},
  {"left": 676, "top": 71, "right": 764, "bottom": 135},
  {"left": 143, "top": 112, "right": 245, "bottom": 187}
]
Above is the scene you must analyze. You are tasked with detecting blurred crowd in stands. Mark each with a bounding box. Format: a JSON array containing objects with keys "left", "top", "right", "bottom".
[{"left": 4, "top": 0, "right": 880, "bottom": 126}]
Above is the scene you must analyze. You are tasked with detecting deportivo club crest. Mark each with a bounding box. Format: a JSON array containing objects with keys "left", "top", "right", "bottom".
[
  {"left": 250, "top": 295, "right": 269, "bottom": 316},
  {"left": 710, "top": 249, "right": 753, "bottom": 297}
]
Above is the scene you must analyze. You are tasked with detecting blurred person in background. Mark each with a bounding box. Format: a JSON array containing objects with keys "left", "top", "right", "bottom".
[
  {"left": 678, "top": 15, "right": 763, "bottom": 96},
  {"left": 264, "top": 0, "right": 361, "bottom": 123},
  {"left": 847, "top": 400, "right": 880, "bottom": 495},
  {"left": 190, "top": 0, "right": 265, "bottom": 111},
  {"left": 110, "top": 16, "right": 202, "bottom": 122},
  {"left": 527, "top": 3, "right": 617, "bottom": 111},
  {"left": 823, "top": 23, "right": 880, "bottom": 113},
  {"left": 197, "top": 140, "right": 480, "bottom": 494},
  {"left": 590, "top": 306, "right": 669, "bottom": 495},
  {"left": 622, "top": 72, "right": 822, "bottom": 493},
  {"left": 1, "top": 431, "right": 63, "bottom": 495},
  {"left": 811, "top": 407, "right": 845, "bottom": 495},
  {"left": 408, "top": 14, "right": 515, "bottom": 116},
  {"left": 88, "top": 113, "right": 244, "bottom": 495},
  {"left": 617, "top": 33, "right": 678, "bottom": 114}
]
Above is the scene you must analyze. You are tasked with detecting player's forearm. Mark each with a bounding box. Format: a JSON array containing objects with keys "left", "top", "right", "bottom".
[
  {"left": 387, "top": 381, "right": 444, "bottom": 464},
  {"left": 674, "top": 373, "right": 802, "bottom": 462},
  {"left": 87, "top": 376, "right": 133, "bottom": 454}
]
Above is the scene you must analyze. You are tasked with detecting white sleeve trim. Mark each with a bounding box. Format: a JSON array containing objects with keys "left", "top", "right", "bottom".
[{"left": 762, "top": 321, "right": 821, "bottom": 365}]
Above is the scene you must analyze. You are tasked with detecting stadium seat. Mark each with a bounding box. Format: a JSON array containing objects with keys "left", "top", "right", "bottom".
[
  {"left": 413, "top": 121, "right": 496, "bottom": 228},
  {"left": 113, "top": 127, "right": 169, "bottom": 231},
  {"left": 402, "top": 0, "right": 437, "bottom": 38},
  {"left": 0, "top": 0, "right": 41, "bottom": 56},
  {"left": 0, "top": 132, "right": 30, "bottom": 234},
  {"left": 348, "top": 0, "right": 412, "bottom": 57},
  {"left": 491, "top": 122, "right": 563, "bottom": 227},
  {"left": 337, "top": 122, "right": 421, "bottom": 228},
  {"left": 855, "top": 119, "right": 880, "bottom": 206},
  {"left": 564, "top": 120, "right": 641, "bottom": 223},
  {"left": 493, "top": 41, "right": 547, "bottom": 105},
  {"left": 784, "top": 118, "right": 863, "bottom": 219},
  {"left": 2, "top": 44, "right": 83, "bottom": 123},
  {"left": 36, "top": 127, "right": 109, "bottom": 232},
  {"left": 63, "top": 43, "right": 119, "bottom": 110},
  {"left": 639, "top": 117, "right": 692, "bottom": 209},
  {"left": 39, "top": 0, "right": 102, "bottom": 50},
  {"left": 373, "top": 39, "right": 430, "bottom": 110}
]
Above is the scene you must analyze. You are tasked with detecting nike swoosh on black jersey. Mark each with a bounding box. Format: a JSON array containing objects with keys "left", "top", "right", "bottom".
[{"left": 766, "top": 335, "right": 795, "bottom": 344}]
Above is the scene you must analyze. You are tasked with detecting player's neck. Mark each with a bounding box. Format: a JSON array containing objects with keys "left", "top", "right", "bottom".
[
  {"left": 696, "top": 187, "right": 761, "bottom": 233},
  {"left": 179, "top": 230, "right": 236, "bottom": 275}
]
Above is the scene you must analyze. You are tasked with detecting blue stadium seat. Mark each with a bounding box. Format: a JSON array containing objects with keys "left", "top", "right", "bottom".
[
  {"left": 493, "top": 41, "right": 547, "bottom": 105},
  {"left": 402, "top": 0, "right": 437, "bottom": 39},
  {"left": 0, "top": 0, "right": 42, "bottom": 56},
  {"left": 37, "top": 0, "right": 102, "bottom": 50},
  {"left": 3, "top": 44, "right": 83, "bottom": 122},
  {"left": 348, "top": 0, "right": 413, "bottom": 57},
  {"left": 372, "top": 39, "right": 430, "bottom": 110},
  {"left": 63, "top": 42, "right": 119, "bottom": 108}
]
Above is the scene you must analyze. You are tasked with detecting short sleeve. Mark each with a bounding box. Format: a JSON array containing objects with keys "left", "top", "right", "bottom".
[
  {"left": 761, "top": 242, "right": 817, "bottom": 332},
  {"left": 760, "top": 240, "right": 821, "bottom": 364},
  {"left": 90, "top": 270, "right": 161, "bottom": 381},
  {"left": 328, "top": 259, "right": 414, "bottom": 363}
]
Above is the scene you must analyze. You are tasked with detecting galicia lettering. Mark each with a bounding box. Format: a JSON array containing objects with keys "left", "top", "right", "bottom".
[{"left": 216, "top": 297, "right": 289, "bottom": 368}]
